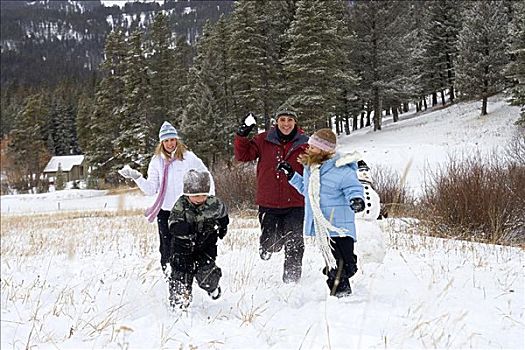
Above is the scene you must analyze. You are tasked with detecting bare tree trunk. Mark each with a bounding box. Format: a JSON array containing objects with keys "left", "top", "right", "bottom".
[
  {"left": 403, "top": 102, "right": 409, "bottom": 113},
  {"left": 392, "top": 107, "right": 399, "bottom": 122},
  {"left": 373, "top": 88, "right": 382, "bottom": 131},
  {"left": 446, "top": 51, "right": 455, "bottom": 103},
  {"left": 432, "top": 92, "right": 438, "bottom": 106},
  {"left": 440, "top": 90, "right": 446, "bottom": 106}
]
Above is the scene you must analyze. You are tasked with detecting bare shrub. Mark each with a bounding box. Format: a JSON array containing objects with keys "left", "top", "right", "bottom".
[
  {"left": 504, "top": 130, "right": 525, "bottom": 166},
  {"left": 372, "top": 166, "right": 415, "bottom": 217},
  {"left": 419, "top": 154, "right": 525, "bottom": 245},
  {"left": 211, "top": 161, "right": 257, "bottom": 212}
]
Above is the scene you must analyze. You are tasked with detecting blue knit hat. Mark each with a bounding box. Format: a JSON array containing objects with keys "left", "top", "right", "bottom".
[{"left": 159, "top": 121, "right": 178, "bottom": 142}]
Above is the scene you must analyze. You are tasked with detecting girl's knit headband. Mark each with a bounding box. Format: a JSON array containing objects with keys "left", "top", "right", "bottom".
[{"left": 308, "top": 134, "right": 336, "bottom": 152}]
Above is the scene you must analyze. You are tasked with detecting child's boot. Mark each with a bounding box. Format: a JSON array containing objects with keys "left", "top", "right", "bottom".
[{"left": 208, "top": 286, "right": 221, "bottom": 300}]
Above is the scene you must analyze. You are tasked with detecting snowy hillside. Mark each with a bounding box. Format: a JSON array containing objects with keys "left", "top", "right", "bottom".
[
  {"left": 340, "top": 95, "right": 520, "bottom": 195},
  {"left": 1, "top": 96, "right": 524, "bottom": 349}
]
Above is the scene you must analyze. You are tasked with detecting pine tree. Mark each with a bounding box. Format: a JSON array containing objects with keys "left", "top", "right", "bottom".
[
  {"left": 456, "top": 1, "right": 510, "bottom": 116},
  {"left": 421, "top": 0, "right": 463, "bottom": 106},
  {"left": 76, "top": 93, "right": 94, "bottom": 154},
  {"left": 86, "top": 28, "right": 127, "bottom": 182},
  {"left": 283, "top": 0, "right": 356, "bottom": 133},
  {"left": 404, "top": 1, "right": 433, "bottom": 111},
  {"left": 147, "top": 13, "right": 178, "bottom": 131},
  {"left": 55, "top": 163, "right": 66, "bottom": 190},
  {"left": 348, "top": 1, "right": 400, "bottom": 131},
  {"left": 332, "top": 0, "right": 360, "bottom": 134},
  {"left": 228, "top": 0, "right": 293, "bottom": 129},
  {"left": 48, "top": 84, "right": 80, "bottom": 156},
  {"left": 7, "top": 93, "right": 50, "bottom": 192},
  {"left": 171, "top": 36, "right": 193, "bottom": 126},
  {"left": 0, "top": 84, "right": 25, "bottom": 138},
  {"left": 182, "top": 67, "right": 222, "bottom": 166},
  {"left": 506, "top": 1, "right": 525, "bottom": 125},
  {"left": 375, "top": 1, "right": 415, "bottom": 123},
  {"left": 115, "top": 29, "right": 153, "bottom": 175},
  {"left": 182, "top": 18, "right": 233, "bottom": 166}
]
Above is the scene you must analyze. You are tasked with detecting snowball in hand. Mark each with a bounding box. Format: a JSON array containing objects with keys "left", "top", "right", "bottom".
[{"left": 245, "top": 114, "right": 257, "bottom": 126}]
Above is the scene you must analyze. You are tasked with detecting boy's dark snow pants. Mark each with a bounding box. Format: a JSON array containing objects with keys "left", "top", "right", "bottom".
[{"left": 169, "top": 237, "right": 222, "bottom": 306}]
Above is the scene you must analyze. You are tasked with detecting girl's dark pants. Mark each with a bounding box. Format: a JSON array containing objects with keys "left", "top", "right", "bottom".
[{"left": 325, "top": 236, "right": 358, "bottom": 296}]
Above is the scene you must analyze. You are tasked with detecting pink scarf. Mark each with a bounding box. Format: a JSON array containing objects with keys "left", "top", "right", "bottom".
[{"left": 144, "top": 157, "right": 174, "bottom": 222}]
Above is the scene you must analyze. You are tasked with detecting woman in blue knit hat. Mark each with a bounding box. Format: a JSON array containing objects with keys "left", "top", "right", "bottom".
[{"left": 118, "top": 121, "right": 215, "bottom": 279}]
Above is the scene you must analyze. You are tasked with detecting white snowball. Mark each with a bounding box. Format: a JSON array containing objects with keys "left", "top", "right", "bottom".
[{"left": 245, "top": 114, "right": 257, "bottom": 126}]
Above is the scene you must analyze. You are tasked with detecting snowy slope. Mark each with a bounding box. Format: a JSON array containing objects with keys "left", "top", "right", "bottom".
[
  {"left": 1, "top": 96, "right": 524, "bottom": 349},
  {"left": 339, "top": 95, "right": 520, "bottom": 195}
]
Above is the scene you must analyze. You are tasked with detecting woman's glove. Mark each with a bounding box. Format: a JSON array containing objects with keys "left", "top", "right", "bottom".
[{"left": 118, "top": 165, "right": 141, "bottom": 180}]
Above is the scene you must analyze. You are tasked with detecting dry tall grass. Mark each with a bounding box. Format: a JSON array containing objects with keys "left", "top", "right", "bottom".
[
  {"left": 418, "top": 153, "right": 525, "bottom": 245},
  {"left": 372, "top": 166, "right": 416, "bottom": 218},
  {"left": 212, "top": 162, "right": 257, "bottom": 212}
]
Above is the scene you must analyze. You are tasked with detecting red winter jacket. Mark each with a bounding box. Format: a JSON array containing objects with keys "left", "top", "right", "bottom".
[{"left": 234, "top": 127, "right": 309, "bottom": 208}]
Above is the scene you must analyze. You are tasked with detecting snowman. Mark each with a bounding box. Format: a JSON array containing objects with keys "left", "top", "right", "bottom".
[
  {"left": 355, "top": 160, "right": 381, "bottom": 221},
  {"left": 354, "top": 160, "right": 386, "bottom": 265}
]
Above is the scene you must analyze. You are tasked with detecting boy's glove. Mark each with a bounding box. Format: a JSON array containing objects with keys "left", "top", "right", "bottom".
[
  {"left": 218, "top": 227, "right": 227, "bottom": 239},
  {"left": 277, "top": 161, "right": 295, "bottom": 180},
  {"left": 217, "top": 215, "right": 229, "bottom": 239},
  {"left": 236, "top": 113, "right": 257, "bottom": 137},
  {"left": 118, "top": 165, "right": 141, "bottom": 180},
  {"left": 350, "top": 197, "right": 365, "bottom": 213}
]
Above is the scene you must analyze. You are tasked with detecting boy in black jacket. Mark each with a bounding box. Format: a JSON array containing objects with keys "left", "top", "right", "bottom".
[{"left": 168, "top": 169, "right": 229, "bottom": 310}]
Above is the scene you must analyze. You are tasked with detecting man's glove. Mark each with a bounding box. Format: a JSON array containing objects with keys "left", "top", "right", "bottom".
[
  {"left": 277, "top": 161, "right": 295, "bottom": 180},
  {"left": 236, "top": 113, "right": 257, "bottom": 137},
  {"left": 350, "top": 197, "right": 365, "bottom": 213},
  {"left": 118, "top": 165, "right": 141, "bottom": 180}
]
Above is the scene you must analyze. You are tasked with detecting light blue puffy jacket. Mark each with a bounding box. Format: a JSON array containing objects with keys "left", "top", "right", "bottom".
[{"left": 289, "top": 152, "right": 364, "bottom": 241}]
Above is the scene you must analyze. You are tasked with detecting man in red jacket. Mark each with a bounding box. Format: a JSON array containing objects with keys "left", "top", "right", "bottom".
[{"left": 234, "top": 110, "right": 309, "bottom": 283}]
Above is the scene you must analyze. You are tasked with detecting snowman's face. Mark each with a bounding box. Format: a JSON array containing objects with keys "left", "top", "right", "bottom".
[{"left": 357, "top": 167, "right": 372, "bottom": 184}]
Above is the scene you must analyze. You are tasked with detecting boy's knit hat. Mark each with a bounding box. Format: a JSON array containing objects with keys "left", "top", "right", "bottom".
[
  {"left": 308, "top": 128, "right": 337, "bottom": 152},
  {"left": 183, "top": 169, "right": 211, "bottom": 196},
  {"left": 159, "top": 121, "right": 179, "bottom": 142}
]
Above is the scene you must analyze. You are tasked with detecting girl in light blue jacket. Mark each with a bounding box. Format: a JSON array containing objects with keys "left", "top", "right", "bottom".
[{"left": 277, "top": 128, "right": 364, "bottom": 296}]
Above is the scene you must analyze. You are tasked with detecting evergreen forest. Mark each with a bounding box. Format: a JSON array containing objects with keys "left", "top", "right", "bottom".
[{"left": 1, "top": 0, "right": 524, "bottom": 193}]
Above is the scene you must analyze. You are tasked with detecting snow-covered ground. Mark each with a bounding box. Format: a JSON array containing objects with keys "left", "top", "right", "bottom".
[{"left": 1, "top": 96, "right": 524, "bottom": 349}]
